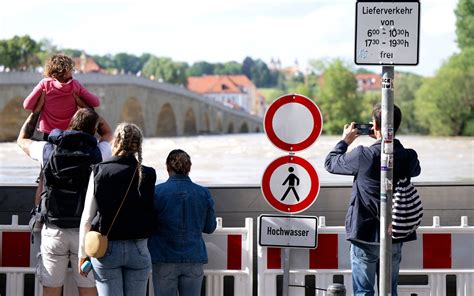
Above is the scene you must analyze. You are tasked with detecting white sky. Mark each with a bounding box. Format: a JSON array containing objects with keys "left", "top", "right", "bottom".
[{"left": 0, "top": 0, "right": 459, "bottom": 77}]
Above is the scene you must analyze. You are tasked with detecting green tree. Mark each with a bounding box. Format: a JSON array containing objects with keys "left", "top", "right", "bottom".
[
  {"left": 61, "top": 48, "right": 82, "bottom": 58},
  {"left": 395, "top": 72, "right": 424, "bottom": 134},
  {"left": 0, "top": 35, "right": 40, "bottom": 70},
  {"left": 114, "top": 53, "right": 142, "bottom": 73},
  {"left": 455, "top": 0, "right": 474, "bottom": 49},
  {"left": 142, "top": 56, "right": 188, "bottom": 85},
  {"left": 92, "top": 54, "right": 115, "bottom": 70},
  {"left": 214, "top": 61, "right": 242, "bottom": 75},
  {"left": 36, "top": 39, "right": 59, "bottom": 65},
  {"left": 415, "top": 48, "right": 474, "bottom": 136},
  {"left": 186, "top": 61, "right": 215, "bottom": 76},
  {"left": 316, "top": 59, "right": 362, "bottom": 134}
]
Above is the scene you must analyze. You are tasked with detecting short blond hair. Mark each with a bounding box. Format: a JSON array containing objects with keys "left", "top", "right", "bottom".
[{"left": 43, "top": 54, "right": 75, "bottom": 82}]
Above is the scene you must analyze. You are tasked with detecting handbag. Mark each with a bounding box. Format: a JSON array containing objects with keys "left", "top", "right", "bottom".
[
  {"left": 85, "top": 166, "right": 138, "bottom": 258},
  {"left": 391, "top": 177, "right": 423, "bottom": 239}
]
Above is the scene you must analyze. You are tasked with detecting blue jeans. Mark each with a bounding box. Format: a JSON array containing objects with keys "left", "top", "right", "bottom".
[
  {"left": 350, "top": 241, "right": 402, "bottom": 296},
  {"left": 152, "top": 263, "right": 204, "bottom": 296},
  {"left": 91, "top": 239, "right": 151, "bottom": 296}
]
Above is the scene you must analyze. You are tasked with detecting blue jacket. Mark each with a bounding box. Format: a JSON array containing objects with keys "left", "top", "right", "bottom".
[
  {"left": 148, "top": 175, "right": 217, "bottom": 263},
  {"left": 325, "top": 139, "right": 420, "bottom": 244}
]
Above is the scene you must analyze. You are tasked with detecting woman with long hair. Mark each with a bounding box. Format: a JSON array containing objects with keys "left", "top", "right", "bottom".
[{"left": 79, "top": 123, "right": 156, "bottom": 296}]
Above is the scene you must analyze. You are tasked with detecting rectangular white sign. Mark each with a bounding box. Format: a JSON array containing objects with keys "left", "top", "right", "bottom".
[
  {"left": 355, "top": 1, "right": 420, "bottom": 65},
  {"left": 259, "top": 215, "right": 317, "bottom": 248}
]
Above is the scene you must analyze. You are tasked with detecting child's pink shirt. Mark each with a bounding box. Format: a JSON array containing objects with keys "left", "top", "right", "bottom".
[{"left": 23, "top": 78, "right": 100, "bottom": 133}]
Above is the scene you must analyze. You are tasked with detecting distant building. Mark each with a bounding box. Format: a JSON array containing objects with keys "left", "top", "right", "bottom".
[
  {"left": 187, "top": 75, "right": 266, "bottom": 117},
  {"left": 355, "top": 73, "right": 381, "bottom": 92},
  {"left": 73, "top": 53, "right": 102, "bottom": 73}
]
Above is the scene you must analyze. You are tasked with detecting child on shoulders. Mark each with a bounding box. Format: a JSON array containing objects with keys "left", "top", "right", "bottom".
[{"left": 23, "top": 54, "right": 100, "bottom": 136}]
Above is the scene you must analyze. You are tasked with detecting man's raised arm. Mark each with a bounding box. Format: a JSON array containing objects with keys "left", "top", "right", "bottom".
[{"left": 17, "top": 91, "right": 44, "bottom": 156}]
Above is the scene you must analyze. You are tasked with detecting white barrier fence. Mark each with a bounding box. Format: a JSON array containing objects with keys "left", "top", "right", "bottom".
[
  {"left": 2, "top": 215, "right": 473, "bottom": 295},
  {"left": 0, "top": 216, "right": 253, "bottom": 296},
  {"left": 258, "top": 216, "right": 474, "bottom": 296}
]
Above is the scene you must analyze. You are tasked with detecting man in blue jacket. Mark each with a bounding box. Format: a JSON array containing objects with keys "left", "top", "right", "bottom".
[{"left": 325, "top": 104, "right": 420, "bottom": 296}]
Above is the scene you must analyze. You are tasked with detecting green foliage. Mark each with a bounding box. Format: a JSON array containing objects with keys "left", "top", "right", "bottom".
[
  {"left": 186, "top": 61, "right": 215, "bottom": 76},
  {"left": 142, "top": 56, "right": 188, "bottom": 85},
  {"left": 455, "top": 0, "right": 474, "bottom": 49},
  {"left": 361, "top": 91, "right": 379, "bottom": 122},
  {"left": 61, "top": 48, "right": 82, "bottom": 58},
  {"left": 0, "top": 35, "right": 40, "bottom": 70},
  {"left": 92, "top": 54, "right": 115, "bottom": 70},
  {"left": 355, "top": 67, "right": 375, "bottom": 74},
  {"left": 114, "top": 52, "right": 142, "bottom": 73},
  {"left": 395, "top": 72, "right": 424, "bottom": 134},
  {"left": 316, "top": 59, "right": 361, "bottom": 134},
  {"left": 214, "top": 61, "right": 242, "bottom": 75},
  {"left": 258, "top": 88, "right": 286, "bottom": 103},
  {"left": 242, "top": 56, "right": 280, "bottom": 87},
  {"left": 415, "top": 48, "right": 474, "bottom": 136},
  {"left": 36, "top": 39, "right": 59, "bottom": 65}
]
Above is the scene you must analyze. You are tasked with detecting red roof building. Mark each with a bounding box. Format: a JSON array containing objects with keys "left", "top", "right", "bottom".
[
  {"left": 73, "top": 53, "right": 102, "bottom": 73},
  {"left": 187, "top": 75, "right": 266, "bottom": 117},
  {"left": 355, "top": 73, "right": 381, "bottom": 92}
]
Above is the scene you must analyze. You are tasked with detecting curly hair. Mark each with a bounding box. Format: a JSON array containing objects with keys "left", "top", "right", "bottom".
[
  {"left": 43, "top": 54, "right": 75, "bottom": 82},
  {"left": 113, "top": 123, "right": 144, "bottom": 185},
  {"left": 166, "top": 149, "right": 192, "bottom": 175}
]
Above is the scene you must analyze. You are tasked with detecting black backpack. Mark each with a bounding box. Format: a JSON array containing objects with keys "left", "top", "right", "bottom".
[{"left": 40, "top": 129, "right": 102, "bottom": 228}]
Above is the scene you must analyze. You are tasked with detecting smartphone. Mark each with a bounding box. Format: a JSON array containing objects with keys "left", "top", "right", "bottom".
[
  {"left": 354, "top": 123, "right": 374, "bottom": 135},
  {"left": 81, "top": 260, "right": 92, "bottom": 274}
]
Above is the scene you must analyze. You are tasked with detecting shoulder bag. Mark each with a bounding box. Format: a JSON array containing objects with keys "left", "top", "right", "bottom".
[{"left": 392, "top": 177, "right": 423, "bottom": 239}]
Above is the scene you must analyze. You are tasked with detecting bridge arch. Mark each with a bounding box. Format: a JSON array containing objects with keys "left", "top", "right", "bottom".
[
  {"left": 183, "top": 108, "right": 197, "bottom": 135},
  {"left": 202, "top": 112, "right": 210, "bottom": 134},
  {"left": 119, "top": 97, "right": 145, "bottom": 133},
  {"left": 239, "top": 122, "right": 249, "bottom": 133},
  {"left": 215, "top": 113, "right": 223, "bottom": 134},
  {"left": 0, "top": 97, "right": 30, "bottom": 141},
  {"left": 156, "top": 103, "right": 177, "bottom": 137},
  {"left": 227, "top": 122, "right": 234, "bottom": 133}
]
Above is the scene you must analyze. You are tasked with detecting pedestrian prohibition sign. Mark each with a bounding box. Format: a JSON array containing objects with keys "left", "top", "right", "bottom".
[
  {"left": 261, "top": 155, "right": 320, "bottom": 214},
  {"left": 264, "top": 94, "right": 323, "bottom": 152}
]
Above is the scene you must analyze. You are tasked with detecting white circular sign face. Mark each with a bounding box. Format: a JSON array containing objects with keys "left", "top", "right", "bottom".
[
  {"left": 264, "top": 94, "right": 323, "bottom": 152},
  {"left": 272, "top": 103, "right": 315, "bottom": 145},
  {"left": 269, "top": 162, "right": 312, "bottom": 206}
]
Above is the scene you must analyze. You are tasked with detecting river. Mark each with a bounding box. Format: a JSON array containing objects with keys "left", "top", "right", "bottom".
[{"left": 0, "top": 134, "right": 473, "bottom": 185}]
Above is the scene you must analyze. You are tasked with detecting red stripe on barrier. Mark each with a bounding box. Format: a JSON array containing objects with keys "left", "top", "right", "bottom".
[
  {"left": 227, "top": 234, "right": 242, "bottom": 270},
  {"left": 1, "top": 232, "right": 30, "bottom": 267},
  {"left": 309, "top": 233, "right": 338, "bottom": 269},
  {"left": 423, "top": 233, "right": 451, "bottom": 269},
  {"left": 267, "top": 248, "right": 281, "bottom": 269}
]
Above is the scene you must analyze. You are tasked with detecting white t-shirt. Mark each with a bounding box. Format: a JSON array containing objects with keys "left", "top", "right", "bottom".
[{"left": 30, "top": 140, "right": 112, "bottom": 165}]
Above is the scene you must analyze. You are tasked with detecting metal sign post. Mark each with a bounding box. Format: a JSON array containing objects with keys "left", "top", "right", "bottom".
[
  {"left": 355, "top": 2, "right": 420, "bottom": 295},
  {"left": 380, "top": 66, "right": 394, "bottom": 295}
]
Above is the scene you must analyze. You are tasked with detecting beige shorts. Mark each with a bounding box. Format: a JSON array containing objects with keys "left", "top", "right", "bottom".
[{"left": 37, "top": 224, "right": 95, "bottom": 288}]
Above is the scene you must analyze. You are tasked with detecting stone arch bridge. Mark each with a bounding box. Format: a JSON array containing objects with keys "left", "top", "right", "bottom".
[{"left": 0, "top": 73, "right": 263, "bottom": 141}]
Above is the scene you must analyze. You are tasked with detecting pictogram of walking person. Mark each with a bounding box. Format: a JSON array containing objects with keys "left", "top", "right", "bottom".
[{"left": 281, "top": 167, "right": 300, "bottom": 201}]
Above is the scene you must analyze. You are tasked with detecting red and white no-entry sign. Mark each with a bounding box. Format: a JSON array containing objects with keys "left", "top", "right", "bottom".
[
  {"left": 261, "top": 155, "right": 320, "bottom": 214},
  {"left": 264, "top": 94, "right": 323, "bottom": 152}
]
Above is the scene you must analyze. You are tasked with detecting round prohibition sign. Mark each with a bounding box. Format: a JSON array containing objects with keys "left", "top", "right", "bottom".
[
  {"left": 261, "top": 155, "right": 320, "bottom": 214},
  {"left": 264, "top": 94, "right": 323, "bottom": 152}
]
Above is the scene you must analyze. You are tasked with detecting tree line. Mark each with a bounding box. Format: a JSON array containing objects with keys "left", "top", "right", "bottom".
[{"left": 1, "top": 0, "right": 472, "bottom": 136}]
